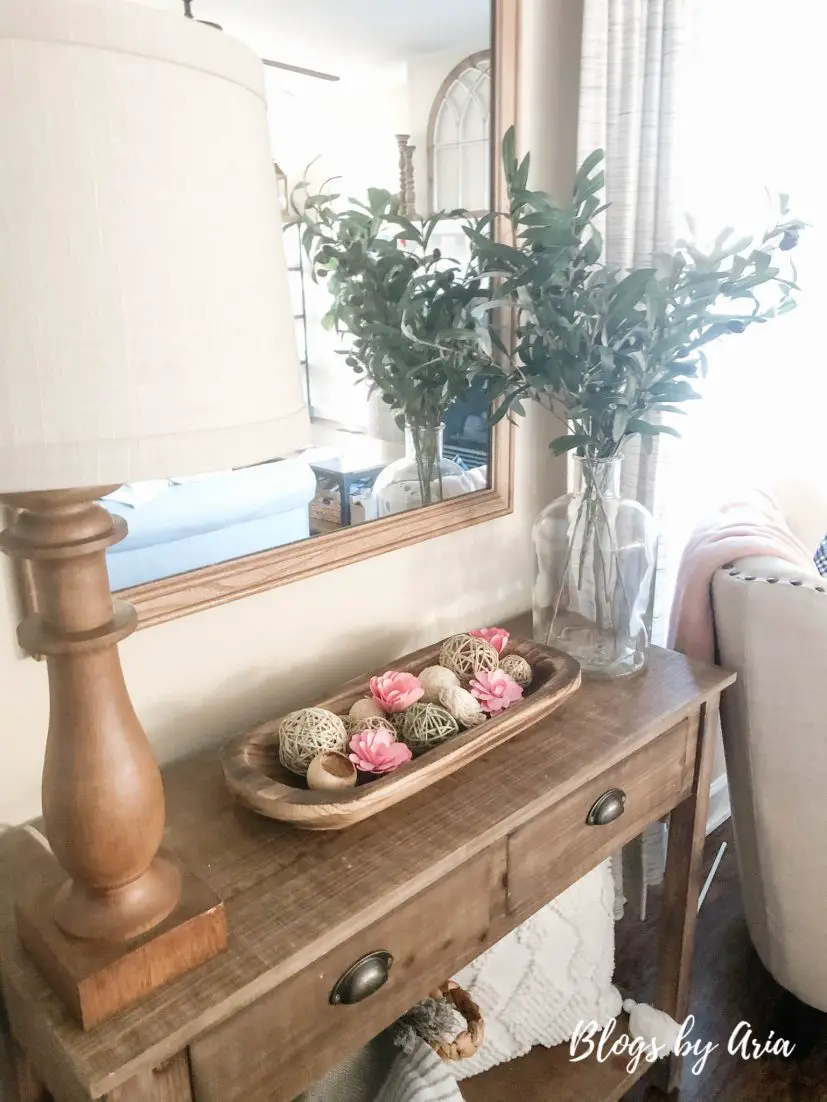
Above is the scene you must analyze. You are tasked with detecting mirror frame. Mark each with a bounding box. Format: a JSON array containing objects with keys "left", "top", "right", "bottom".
[{"left": 18, "top": 0, "right": 520, "bottom": 631}]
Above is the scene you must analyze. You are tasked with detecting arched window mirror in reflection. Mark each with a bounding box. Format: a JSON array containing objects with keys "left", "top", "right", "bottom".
[{"left": 428, "top": 52, "right": 492, "bottom": 215}]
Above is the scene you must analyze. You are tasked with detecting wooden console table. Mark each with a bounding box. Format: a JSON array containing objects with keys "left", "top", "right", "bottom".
[{"left": 0, "top": 643, "right": 733, "bottom": 1102}]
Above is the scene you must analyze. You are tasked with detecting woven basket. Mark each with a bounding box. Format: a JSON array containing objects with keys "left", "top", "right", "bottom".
[
  {"left": 310, "top": 491, "right": 366, "bottom": 529},
  {"left": 309, "top": 492, "right": 342, "bottom": 527},
  {"left": 430, "top": 980, "right": 485, "bottom": 1061}
]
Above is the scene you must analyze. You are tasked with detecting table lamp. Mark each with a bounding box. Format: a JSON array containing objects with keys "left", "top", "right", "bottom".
[{"left": 0, "top": 0, "right": 308, "bottom": 1028}]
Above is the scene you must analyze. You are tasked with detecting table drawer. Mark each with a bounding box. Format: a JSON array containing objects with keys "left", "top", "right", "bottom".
[
  {"left": 507, "top": 718, "right": 694, "bottom": 914},
  {"left": 189, "top": 846, "right": 504, "bottom": 1102}
]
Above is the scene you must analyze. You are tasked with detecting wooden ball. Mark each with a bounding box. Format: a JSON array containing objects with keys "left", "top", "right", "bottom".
[
  {"left": 500, "top": 653, "right": 533, "bottom": 687},
  {"left": 278, "top": 708, "right": 348, "bottom": 776},
  {"left": 306, "top": 751, "right": 357, "bottom": 791},
  {"left": 438, "top": 633, "right": 499, "bottom": 684},
  {"left": 418, "top": 664, "right": 460, "bottom": 703}
]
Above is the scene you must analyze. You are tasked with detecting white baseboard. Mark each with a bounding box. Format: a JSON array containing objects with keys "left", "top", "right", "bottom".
[{"left": 706, "top": 774, "right": 731, "bottom": 834}]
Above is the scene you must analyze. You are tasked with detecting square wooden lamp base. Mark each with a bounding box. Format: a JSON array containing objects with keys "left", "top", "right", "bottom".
[{"left": 16, "top": 855, "right": 227, "bottom": 1031}]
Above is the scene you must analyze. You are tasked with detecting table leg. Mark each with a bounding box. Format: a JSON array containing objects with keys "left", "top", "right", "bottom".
[
  {"left": 655, "top": 696, "right": 720, "bottom": 1095},
  {"left": 10, "top": 1039, "right": 51, "bottom": 1101},
  {"left": 340, "top": 476, "right": 352, "bottom": 527}
]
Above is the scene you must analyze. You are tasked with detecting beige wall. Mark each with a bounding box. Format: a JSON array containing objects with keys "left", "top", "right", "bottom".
[
  {"left": 520, "top": 0, "right": 583, "bottom": 200},
  {"left": 0, "top": 0, "right": 581, "bottom": 827}
]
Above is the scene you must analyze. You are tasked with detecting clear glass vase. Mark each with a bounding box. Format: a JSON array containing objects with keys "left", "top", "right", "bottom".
[
  {"left": 532, "top": 456, "right": 658, "bottom": 678},
  {"left": 372, "top": 423, "right": 466, "bottom": 517}
]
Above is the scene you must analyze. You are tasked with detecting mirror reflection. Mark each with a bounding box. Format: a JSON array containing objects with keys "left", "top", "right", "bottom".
[{"left": 104, "top": 0, "right": 494, "bottom": 592}]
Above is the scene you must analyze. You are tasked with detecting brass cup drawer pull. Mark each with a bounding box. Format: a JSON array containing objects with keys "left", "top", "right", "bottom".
[
  {"left": 330, "top": 950, "right": 393, "bottom": 1005},
  {"left": 586, "top": 788, "right": 627, "bottom": 826}
]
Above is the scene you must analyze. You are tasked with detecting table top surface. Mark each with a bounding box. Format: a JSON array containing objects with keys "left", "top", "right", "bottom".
[
  {"left": 304, "top": 437, "right": 402, "bottom": 477},
  {"left": 0, "top": 636, "right": 733, "bottom": 1097},
  {"left": 309, "top": 456, "right": 388, "bottom": 478}
]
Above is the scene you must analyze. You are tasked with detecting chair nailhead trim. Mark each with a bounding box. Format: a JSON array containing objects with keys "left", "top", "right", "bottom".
[{"left": 721, "top": 571, "right": 826, "bottom": 593}]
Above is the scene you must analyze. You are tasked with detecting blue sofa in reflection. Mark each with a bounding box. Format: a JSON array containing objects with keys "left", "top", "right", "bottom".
[{"left": 102, "top": 459, "right": 317, "bottom": 591}]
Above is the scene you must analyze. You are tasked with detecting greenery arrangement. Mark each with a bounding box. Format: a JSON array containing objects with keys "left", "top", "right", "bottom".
[
  {"left": 463, "top": 129, "right": 806, "bottom": 674},
  {"left": 292, "top": 184, "right": 489, "bottom": 430},
  {"left": 291, "top": 182, "right": 491, "bottom": 502},
  {"left": 471, "top": 127, "right": 805, "bottom": 457}
]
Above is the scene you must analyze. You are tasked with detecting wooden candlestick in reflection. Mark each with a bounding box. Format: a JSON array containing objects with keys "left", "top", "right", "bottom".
[{"left": 396, "top": 133, "right": 417, "bottom": 217}]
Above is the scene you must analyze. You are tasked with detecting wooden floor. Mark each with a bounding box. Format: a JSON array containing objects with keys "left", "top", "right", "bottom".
[{"left": 617, "top": 821, "right": 827, "bottom": 1101}]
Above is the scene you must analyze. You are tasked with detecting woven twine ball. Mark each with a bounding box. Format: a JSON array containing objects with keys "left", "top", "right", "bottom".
[
  {"left": 439, "top": 685, "right": 485, "bottom": 729},
  {"left": 438, "top": 633, "right": 499, "bottom": 685},
  {"left": 278, "top": 707, "right": 348, "bottom": 776},
  {"left": 348, "top": 696, "right": 385, "bottom": 723},
  {"left": 417, "top": 664, "right": 460, "bottom": 703},
  {"left": 387, "top": 711, "right": 409, "bottom": 735},
  {"left": 399, "top": 702, "right": 458, "bottom": 756},
  {"left": 346, "top": 713, "right": 395, "bottom": 735},
  {"left": 500, "top": 653, "right": 533, "bottom": 687}
]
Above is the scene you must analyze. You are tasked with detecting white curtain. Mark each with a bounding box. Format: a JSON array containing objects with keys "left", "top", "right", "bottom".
[
  {"left": 578, "top": 0, "right": 684, "bottom": 273},
  {"left": 578, "top": 0, "right": 688, "bottom": 629},
  {"left": 657, "top": 0, "right": 827, "bottom": 616},
  {"left": 577, "top": 0, "right": 691, "bottom": 915}
]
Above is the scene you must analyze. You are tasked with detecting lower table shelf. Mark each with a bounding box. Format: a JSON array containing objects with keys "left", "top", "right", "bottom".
[{"left": 459, "top": 1014, "right": 653, "bottom": 1102}]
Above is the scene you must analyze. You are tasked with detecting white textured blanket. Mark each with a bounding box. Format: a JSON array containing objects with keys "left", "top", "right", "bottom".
[{"left": 451, "top": 857, "right": 621, "bottom": 1080}]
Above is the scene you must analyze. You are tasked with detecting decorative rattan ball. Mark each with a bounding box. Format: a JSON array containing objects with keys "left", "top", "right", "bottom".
[
  {"left": 439, "top": 685, "right": 485, "bottom": 729},
  {"left": 399, "top": 702, "right": 458, "bottom": 756},
  {"left": 387, "top": 711, "right": 408, "bottom": 735},
  {"left": 438, "top": 634, "right": 499, "bottom": 684},
  {"left": 500, "top": 653, "right": 533, "bottom": 687},
  {"left": 346, "top": 713, "right": 395, "bottom": 735},
  {"left": 348, "top": 697, "right": 385, "bottom": 723},
  {"left": 418, "top": 664, "right": 461, "bottom": 703},
  {"left": 278, "top": 708, "right": 348, "bottom": 776}
]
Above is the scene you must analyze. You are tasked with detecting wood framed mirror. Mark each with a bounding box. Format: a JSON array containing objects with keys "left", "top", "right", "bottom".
[{"left": 15, "top": 0, "right": 519, "bottom": 631}]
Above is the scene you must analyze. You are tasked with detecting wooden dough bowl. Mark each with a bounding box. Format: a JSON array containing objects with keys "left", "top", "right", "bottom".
[{"left": 221, "top": 636, "right": 581, "bottom": 830}]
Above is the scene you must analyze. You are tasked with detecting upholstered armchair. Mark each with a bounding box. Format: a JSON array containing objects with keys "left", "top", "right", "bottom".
[{"left": 712, "top": 478, "right": 827, "bottom": 1010}]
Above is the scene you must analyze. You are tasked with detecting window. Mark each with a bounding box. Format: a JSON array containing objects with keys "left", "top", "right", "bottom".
[
  {"left": 655, "top": 0, "right": 826, "bottom": 640},
  {"left": 428, "top": 52, "right": 491, "bottom": 214}
]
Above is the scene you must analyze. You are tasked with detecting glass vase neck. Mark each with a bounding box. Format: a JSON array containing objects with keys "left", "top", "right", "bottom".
[
  {"left": 404, "top": 422, "right": 444, "bottom": 461},
  {"left": 571, "top": 455, "right": 622, "bottom": 498}
]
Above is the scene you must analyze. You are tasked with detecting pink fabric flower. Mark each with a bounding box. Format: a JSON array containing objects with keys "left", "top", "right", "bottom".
[
  {"left": 349, "top": 727, "right": 412, "bottom": 774},
  {"left": 369, "top": 670, "right": 424, "bottom": 713},
  {"left": 469, "top": 627, "right": 510, "bottom": 654},
  {"left": 469, "top": 669, "right": 524, "bottom": 714}
]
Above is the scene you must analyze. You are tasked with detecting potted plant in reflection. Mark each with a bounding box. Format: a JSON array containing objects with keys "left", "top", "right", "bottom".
[
  {"left": 471, "top": 128, "right": 804, "bottom": 678},
  {"left": 292, "top": 182, "right": 491, "bottom": 515}
]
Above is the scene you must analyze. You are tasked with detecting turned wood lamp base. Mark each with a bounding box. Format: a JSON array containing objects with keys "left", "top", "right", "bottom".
[
  {"left": 0, "top": 488, "right": 228, "bottom": 1029},
  {"left": 16, "top": 855, "right": 226, "bottom": 1030}
]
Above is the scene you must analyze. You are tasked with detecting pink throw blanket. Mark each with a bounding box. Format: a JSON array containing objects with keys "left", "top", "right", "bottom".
[{"left": 668, "top": 491, "right": 813, "bottom": 663}]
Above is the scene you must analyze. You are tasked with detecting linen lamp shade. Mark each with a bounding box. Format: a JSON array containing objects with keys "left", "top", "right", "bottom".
[{"left": 0, "top": 0, "right": 309, "bottom": 493}]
